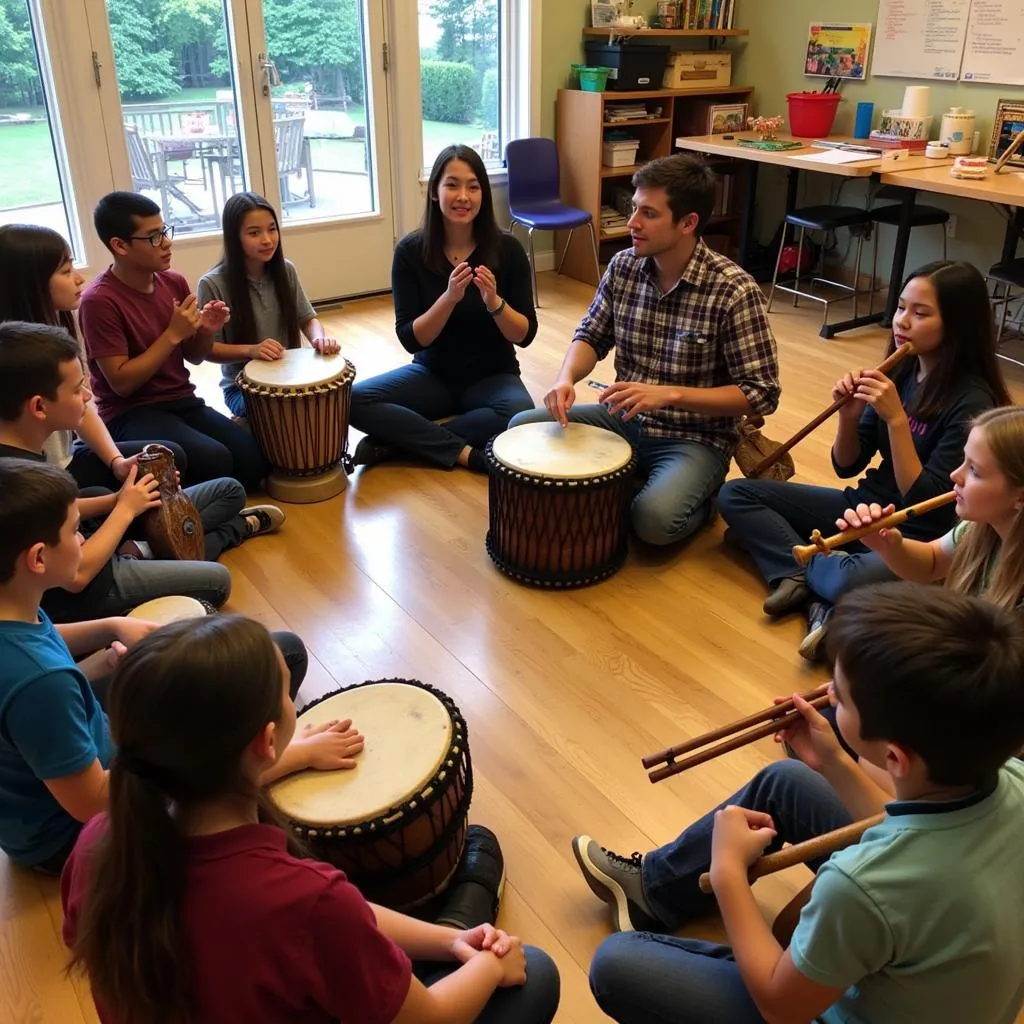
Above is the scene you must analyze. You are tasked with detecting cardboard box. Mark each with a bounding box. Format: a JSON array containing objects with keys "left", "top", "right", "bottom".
[{"left": 662, "top": 50, "right": 732, "bottom": 91}]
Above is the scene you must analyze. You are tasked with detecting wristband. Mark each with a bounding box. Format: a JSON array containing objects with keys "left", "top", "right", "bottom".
[
  {"left": 109, "top": 454, "right": 121, "bottom": 470},
  {"left": 487, "top": 297, "right": 507, "bottom": 317}
]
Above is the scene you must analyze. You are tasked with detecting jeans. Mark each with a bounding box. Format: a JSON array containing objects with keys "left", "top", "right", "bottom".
[
  {"left": 717, "top": 477, "right": 896, "bottom": 603},
  {"left": 68, "top": 439, "right": 189, "bottom": 490},
  {"left": 590, "top": 760, "right": 854, "bottom": 1024},
  {"left": 106, "top": 397, "right": 268, "bottom": 488},
  {"left": 509, "top": 405, "right": 728, "bottom": 546},
  {"left": 414, "top": 945, "right": 560, "bottom": 1023},
  {"left": 350, "top": 364, "right": 534, "bottom": 467},
  {"left": 222, "top": 380, "right": 247, "bottom": 419}
]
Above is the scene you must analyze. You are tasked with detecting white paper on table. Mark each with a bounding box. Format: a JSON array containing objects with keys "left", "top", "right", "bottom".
[{"left": 791, "top": 149, "right": 880, "bottom": 165}]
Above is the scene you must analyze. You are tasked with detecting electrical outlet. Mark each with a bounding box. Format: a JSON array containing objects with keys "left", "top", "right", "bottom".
[{"left": 946, "top": 215, "right": 958, "bottom": 239}]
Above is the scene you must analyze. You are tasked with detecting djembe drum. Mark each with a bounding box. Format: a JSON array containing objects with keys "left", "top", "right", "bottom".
[
  {"left": 486, "top": 421, "right": 636, "bottom": 587},
  {"left": 267, "top": 679, "right": 472, "bottom": 910},
  {"left": 238, "top": 349, "right": 355, "bottom": 504},
  {"left": 127, "top": 595, "right": 216, "bottom": 624},
  {"left": 137, "top": 444, "right": 205, "bottom": 560}
]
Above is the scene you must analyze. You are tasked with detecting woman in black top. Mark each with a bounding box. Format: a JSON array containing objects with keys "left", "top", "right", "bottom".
[{"left": 349, "top": 145, "right": 537, "bottom": 473}]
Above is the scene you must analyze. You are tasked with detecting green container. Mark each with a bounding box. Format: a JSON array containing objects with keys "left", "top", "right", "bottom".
[
  {"left": 570, "top": 62, "right": 585, "bottom": 87},
  {"left": 578, "top": 66, "right": 611, "bottom": 92}
]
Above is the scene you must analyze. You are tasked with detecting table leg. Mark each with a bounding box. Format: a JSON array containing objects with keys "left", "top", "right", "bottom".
[{"left": 737, "top": 161, "right": 758, "bottom": 268}]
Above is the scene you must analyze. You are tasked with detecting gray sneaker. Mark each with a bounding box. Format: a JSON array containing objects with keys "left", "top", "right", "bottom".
[
  {"left": 571, "top": 835, "right": 664, "bottom": 933},
  {"left": 763, "top": 576, "right": 810, "bottom": 617}
]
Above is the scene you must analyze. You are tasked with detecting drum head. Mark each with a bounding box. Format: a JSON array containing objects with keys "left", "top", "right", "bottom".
[
  {"left": 127, "top": 595, "right": 207, "bottom": 625},
  {"left": 270, "top": 682, "right": 454, "bottom": 827},
  {"left": 492, "top": 421, "right": 632, "bottom": 480},
  {"left": 243, "top": 348, "right": 347, "bottom": 388}
]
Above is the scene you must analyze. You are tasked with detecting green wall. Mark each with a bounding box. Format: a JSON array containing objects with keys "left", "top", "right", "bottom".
[{"left": 537, "top": 1, "right": 1023, "bottom": 275}]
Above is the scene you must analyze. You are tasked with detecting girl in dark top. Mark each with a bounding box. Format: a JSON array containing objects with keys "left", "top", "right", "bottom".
[
  {"left": 718, "top": 260, "right": 1011, "bottom": 660},
  {"left": 349, "top": 145, "right": 537, "bottom": 474}
]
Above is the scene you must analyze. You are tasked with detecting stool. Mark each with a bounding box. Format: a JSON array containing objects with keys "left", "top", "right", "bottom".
[
  {"left": 868, "top": 187, "right": 949, "bottom": 314},
  {"left": 767, "top": 205, "right": 872, "bottom": 327},
  {"left": 987, "top": 257, "right": 1024, "bottom": 353}
]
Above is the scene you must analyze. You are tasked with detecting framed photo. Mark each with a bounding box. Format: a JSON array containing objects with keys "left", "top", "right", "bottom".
[
  {"left": 591, "top": 2, "right": 618, "bottom": 28},
  {"left": 804, "top": 22, "right": 872, "bottom": 80},
  {"left": 989, "top": 98, "right": 1024, "bottom": 168},
  {"left": 707, "top": 102, "right": 748, "bottom": 135}
]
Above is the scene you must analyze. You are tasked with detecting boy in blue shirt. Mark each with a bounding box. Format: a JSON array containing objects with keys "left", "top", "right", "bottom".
[{"left": 573, "top": 581, "right": 1024, "bottom": 1024}]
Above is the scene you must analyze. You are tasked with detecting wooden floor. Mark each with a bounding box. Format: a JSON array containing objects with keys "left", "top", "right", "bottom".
[{"left": 4, "top": 275, "right": 1023, "bottom": 1024}]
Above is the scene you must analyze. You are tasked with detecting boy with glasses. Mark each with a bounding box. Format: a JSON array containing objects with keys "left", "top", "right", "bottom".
[{"left": 78, "top": 192, "right": 268, "bottom": 487}]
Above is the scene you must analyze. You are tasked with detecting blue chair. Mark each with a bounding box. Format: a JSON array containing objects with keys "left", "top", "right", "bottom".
[{"left": 505, "top": 137, "right": 600, "bottom": 305}]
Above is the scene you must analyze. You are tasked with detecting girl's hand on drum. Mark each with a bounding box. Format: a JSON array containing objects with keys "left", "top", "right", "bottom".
[
  {"left": 854, "top": 369, "right": 905, "bottom": 426},
  {"left": 111, "top": 617, "right": 159, "bottom": 649},
  {"left": 116, "top": 465, "right": 161, "bottom": 518},
  {"left": 198, "top": 299, "right": 231, "bottom": 333},
  {"left": 249, "top": 338, "right": 285, "bottom": 361},
  {"left": 834, "top": 502, "right": 902, "bottom": 551},
  {"left": 294, "top": 717, "right": 365, "bottom": 770},
  {"left": 543, "top": 380, "right": 576, "bottom": 427},
  {"left": 444, "top": 262, "right": 475, "bottom": 305},
  {"left": 109, "top": 453, "right": 140, "bottom": 483},
  {"left": 313, "top": 335, "right": 341, "bottom": 355}
]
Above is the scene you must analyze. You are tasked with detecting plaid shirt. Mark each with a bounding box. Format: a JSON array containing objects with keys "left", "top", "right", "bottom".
[{"left": 574, "top": 241, "right": 780, "bottom": 457}]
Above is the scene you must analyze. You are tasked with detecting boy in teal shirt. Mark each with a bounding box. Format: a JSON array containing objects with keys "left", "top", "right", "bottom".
[{"left": 573, "top": 581, "right": 1024, "bottom": 1024}]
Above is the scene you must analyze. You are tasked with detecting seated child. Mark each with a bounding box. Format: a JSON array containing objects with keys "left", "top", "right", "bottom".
[
  {"left": 77, "top": 190, "right": 268, "bottom": 487},
  {"left": 0, "top": 459, "right": 338, "bottom": 873},
  {"left": 61, "top": 614, "right": 561, "bottom": 1024},
  {"left": 572, "top": 582, "right": 1024, "bottom": 1024},
  {"left": 0, "top": 321, "right": 282, "bottom": 621}
]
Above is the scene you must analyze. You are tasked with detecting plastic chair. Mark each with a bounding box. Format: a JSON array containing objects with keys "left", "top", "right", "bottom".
[
  {"left": 987, "top": 257, "right": 1024, "bottom": 364},
  {"left": 505, "top": 137, "right": 599, "bottom": 305}
]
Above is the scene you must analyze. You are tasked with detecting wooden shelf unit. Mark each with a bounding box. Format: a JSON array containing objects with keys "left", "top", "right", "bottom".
[
  {"left": 583, "top": 28, "right": 749, "bottom": 37},
  {"left": 556, "top": 85, "right": 755, "bottom": 286}
]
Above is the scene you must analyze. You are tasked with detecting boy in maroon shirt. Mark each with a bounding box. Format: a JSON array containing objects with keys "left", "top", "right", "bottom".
[{"left": 78, "top": 191, "right": 268, "bottom": 487}]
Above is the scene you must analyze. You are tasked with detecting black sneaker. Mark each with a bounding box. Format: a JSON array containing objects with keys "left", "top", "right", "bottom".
[
  {"left": 571, "top": 835, "right": 664, "bottom": 933},
  {"left": 465, "top": 447, "right": 490, "bottom": 475},
  {"left": 799, "top": 601, "right": 833, "bottom": 662},
  {"left": 350, "top": 436, "right": 397, "bottom": 471},
  {"left": 433, "top": 825, "right": 506, "bottom": 930}
]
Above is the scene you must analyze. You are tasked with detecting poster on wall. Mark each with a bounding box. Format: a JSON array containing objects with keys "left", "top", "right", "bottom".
[
  {"left": 873, "top": 0, "right": 969, "bottom": 80},
  {"left": 803, "top": 22, "right": 873, "bottom": 79},
  {"left": 960, "top": 0, "right": 1024, "bottom": 86}
]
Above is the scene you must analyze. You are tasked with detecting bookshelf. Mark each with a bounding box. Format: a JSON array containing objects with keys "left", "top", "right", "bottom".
[{"left": 582, "top": 28, "right": 749, "bottom": 38}]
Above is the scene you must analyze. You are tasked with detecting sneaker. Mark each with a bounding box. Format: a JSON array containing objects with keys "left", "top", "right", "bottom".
[
  {"left": 722, "top": 526, "right": 744, "bottom": 551},
  {"left": 763, "top": 576, "right": 810, "bottom": 618},
  {"left": 571, "top": 835, "right": 663, "bottom": 933},
  {"left": 242, "top": 504, "right": 285, "bottom": 538},
  {"left": 350, "top": 436, "right": 397, "bottom": 471},
  {"left": 465, "top": 447, "right": 490, "bottom": 475},
  {"left": 798, "top": 601, "right": 833, "bottom": 662},
  {"left": 433, "top": 825, "right": 506, "bottom": 930}
]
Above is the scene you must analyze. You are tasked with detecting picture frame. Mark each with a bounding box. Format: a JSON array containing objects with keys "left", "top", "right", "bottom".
[
  {"left": 989, "top": 98, "right": 1024, "bottom": 168},
  {"left": 804, "top": 22, "right": 872, "bottom": 80},
  {"left": 707, "top": 102, "right": 749, "bottom": 135},
  {"left": 591, "top": 2, "right": 618, "bottom": 28}
]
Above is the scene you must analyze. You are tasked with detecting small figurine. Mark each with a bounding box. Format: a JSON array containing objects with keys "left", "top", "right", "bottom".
[{"left": 748, "top": 114, "right": 784, "bottom": 141}]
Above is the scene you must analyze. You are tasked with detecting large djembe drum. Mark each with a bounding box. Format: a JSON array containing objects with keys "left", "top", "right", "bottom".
[
  {"left": 237, "top": 349, "right": 355, "bottom": 504},
  {"left": 267, "top": 679, "right": 473, "bottom": 911},
  {"left": 485, "top": 421, "right": 637, "bottom": 587}
]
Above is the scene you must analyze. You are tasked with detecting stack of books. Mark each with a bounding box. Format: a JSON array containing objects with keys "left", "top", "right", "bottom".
[
  {"left": 600, "top": 205, "right": 630, "bottom": 234},
  {"left": 680, "top": 0, "right": 736, "bottom": 30},
  {"left": 605, "top": 103, "right": 655, "bottom": 122}
]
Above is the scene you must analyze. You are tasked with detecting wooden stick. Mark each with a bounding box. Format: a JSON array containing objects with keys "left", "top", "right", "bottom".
[
  {"left": 697, "top": 813, "right": 885, "bottom": 894},
  {"left": 747, "top": 344, "right": 915, "bottom": 478},
  {"left": 994, "top": 126, "right": 1024, "bottom": 174},
  {"left": 646, "top": 694, "right": 832, "bottom": 784},
  {"left": 792, "top": 490, "right": 957, "bottom": 566}
]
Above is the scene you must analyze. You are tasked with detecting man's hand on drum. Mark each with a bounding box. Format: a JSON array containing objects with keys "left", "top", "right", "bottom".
[
  {"left": 600, "top": 381, "right": 675, "bottom": 421},
  {"left": 292, "top": 717, "right": 365, "bottom": 770},
  {"left": 198, "top": 298, "right": 231, "bottom": 333},
  {"left": 449, "top": 925, "right": 527, "bottom": 986},
  {"left": 312, "top": 335, "right": 341, "bottom": 356},
  {"left": 249, "top": 338, "right": 286, "bottom": 362},
  {"left": 543, "top": 379, "right": 576, "bottom": 427}
]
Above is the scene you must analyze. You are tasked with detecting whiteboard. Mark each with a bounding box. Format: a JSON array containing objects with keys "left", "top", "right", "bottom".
[
  {"left": 960, "top": 0, "right": 1024, "bottom": 85},
  {"left": 873, "top": 0, "right": 970, "bottom": 80}
]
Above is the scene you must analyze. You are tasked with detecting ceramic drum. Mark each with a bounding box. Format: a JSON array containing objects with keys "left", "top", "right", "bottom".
[
  {"left": 267, "top": 679, "right": 472, "bottom": 911},
  {"left": 238, "top": 349, "right": 355, "bottom": 504},
  {"left": 486, "top": 421, "right": 637, "bottom": 587}
]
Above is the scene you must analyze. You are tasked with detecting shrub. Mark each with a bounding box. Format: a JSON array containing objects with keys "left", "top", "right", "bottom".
[
  {"left": 479, "top": 67, "right": 498, "bottom": 130},
  {"left": 421, "top": 60, "right": 477, "bottom": 124}
]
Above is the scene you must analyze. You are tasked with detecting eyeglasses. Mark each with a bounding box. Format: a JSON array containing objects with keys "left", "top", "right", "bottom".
[{"left": 127, "top": 225, "right": 175, "bottom": 247}]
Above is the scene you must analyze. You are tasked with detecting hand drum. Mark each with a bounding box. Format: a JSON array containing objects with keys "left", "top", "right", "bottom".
[{"left": 137, "top": 444, "right": 205, "bottom": 561}]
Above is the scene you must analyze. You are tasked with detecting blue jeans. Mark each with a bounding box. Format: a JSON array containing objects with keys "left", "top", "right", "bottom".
[
  {"left": 350, "top": 363, "right": 534, "bottom": 467},
  {"left": 106, "top": 397, "right": 269, "bottom": 488},
  {"left": 68, "top": 439, "right": 189, "bottom": 490},
  {"left": 590, "top": 761, "right": 853, "bottom": 1024},
  {"left": 414, "top": 945, "right": 560, "bottom": 1023},
  {"left": 509, "top": 405, "right": 728, "bottom": 546},
  {"left": 717, "top": 477, "right": 896, "bottom": 603}
]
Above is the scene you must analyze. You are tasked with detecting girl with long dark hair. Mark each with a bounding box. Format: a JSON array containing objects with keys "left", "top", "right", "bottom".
[
  {"left": 198, "top": 192, "right": 340, "bottom": 417},
  {"left": 718, "top": 260, "right": 1012, "bottom": 659},
  {"left": 62, "top": 615, "right": 560, "bottom": 1024},
  {"left": 349, "top": 144, "right": 537, "bottom": 474}
]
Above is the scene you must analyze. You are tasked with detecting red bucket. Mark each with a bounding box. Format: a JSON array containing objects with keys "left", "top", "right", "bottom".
[{"left": 786, "top": 92, "right": 842, "bottom": 138}]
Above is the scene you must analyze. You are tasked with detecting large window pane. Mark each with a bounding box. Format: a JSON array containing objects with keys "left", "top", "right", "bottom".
[
  {"left": 418, "top": 0, "right": 501, "bottom": 171},
  {"left": 0, "top": 0, "right": 77, "bottom": 249},
  {"left": 263, "top": 0, "right": 375, "bottom": 222},
  {"left": 106, "top": 0, "right": 247, "bottom": 234}
]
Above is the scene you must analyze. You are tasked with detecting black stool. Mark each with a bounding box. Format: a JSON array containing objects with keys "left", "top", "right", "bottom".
[
  {"left": 767, "top": 205, "right": 872, "bottom": 328},
  {"left": 868, "top": 186, "right": 949, "bottom": 314},
  {"left": 987, "top": 258, "right": 1024, "bottom": 355}
]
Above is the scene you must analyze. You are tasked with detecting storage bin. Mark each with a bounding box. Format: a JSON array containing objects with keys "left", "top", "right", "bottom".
[
  {"left": 578, "top": 66, "right": 611, "bottom": 92},
  {"left": 584, "top": 42, "right": 669, "bottom": 91},
  {"left": 602, "top": 140, "right": 641, "bottom": 167},
  {"left": 662, "top": 51, "right": 732, "bottom": 90},
  {"left": 786, "top": 92, "right": 842, "bottom": 138}
]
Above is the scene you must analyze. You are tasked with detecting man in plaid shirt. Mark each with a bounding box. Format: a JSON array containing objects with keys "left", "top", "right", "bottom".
[{"left": 511, "top": 154, "right": 780, "bottom": 546}]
